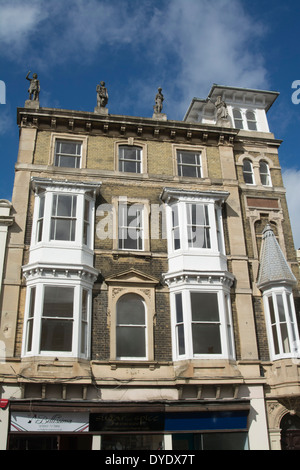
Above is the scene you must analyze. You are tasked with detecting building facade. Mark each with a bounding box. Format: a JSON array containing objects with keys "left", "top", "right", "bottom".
[{"left": 0, "top": 83, "right": 300, "bottom": 450}]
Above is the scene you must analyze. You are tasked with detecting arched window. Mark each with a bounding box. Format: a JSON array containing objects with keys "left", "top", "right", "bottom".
[
  {"left": 116, "top": 294, "right": 146, "bottom": 359},
  {"left": 243, "top": 159, "right": 255, "bottom": 184},
  {"left": 233, "top": 109, "right": 243, "bottom": 129},
  {"left": 259, "top": 161, "right": 272, "bottom": 186},
  {"left": 246, "top": 110, "right": 257, "bottom": 131}
]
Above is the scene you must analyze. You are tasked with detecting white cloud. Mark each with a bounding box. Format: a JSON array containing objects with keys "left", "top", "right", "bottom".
[
  {"left": 0, "top": 0, "right": 48, "bottom": 53},
  {"left": 282, "top": 169, "right": 300, "bottom": 249},
  {"left": 0, "top": 0, "right": 269, "bottom": 117}
]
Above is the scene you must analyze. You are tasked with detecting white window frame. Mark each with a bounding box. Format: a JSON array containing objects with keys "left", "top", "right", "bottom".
[
  {"left": 115, "top": 293, "right": 147, "bottom": 360},
  {"left": 113, "top": 197, "right": 150, "bottom": 252},
  {"left": 259, "top": 161, "right": 272, "bottom": 187},
  {"left": 54, "top": 139, "right": 82, "bottom": 169},
  {"left": 170, "top": 285, "right": 235, "bottom": 360},
  {"left": 118, "top": 145, "right": 142, "bottom": 174},
  {"left": 232, "top": 109, "right": 258, "bottom": 131},
  {"left": 246, "top": 110, "right": 257, "bottom": 131},
  {"left": 263, "top": 286, "right": 300, "bottom": 361},
  {"left": 176, "top": 150, "right": 202, "bottom": 178},
  {"left": 242, "top": 159, "right": 255, "bottom": 185},
  {"left": 22, "top": 279, "right": 93, "bottom": 359}
]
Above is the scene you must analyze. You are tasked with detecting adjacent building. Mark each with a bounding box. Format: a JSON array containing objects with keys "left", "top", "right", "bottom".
[{"left": 0, "top": 82, "right": 300, "bottom": 450}]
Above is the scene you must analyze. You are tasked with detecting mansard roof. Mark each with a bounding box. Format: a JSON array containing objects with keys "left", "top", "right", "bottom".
[{"left": 257, "top": 225, "right": 296, "bottom": 290}]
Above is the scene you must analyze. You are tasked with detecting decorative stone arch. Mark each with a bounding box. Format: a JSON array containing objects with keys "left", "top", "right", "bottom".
[
  {"left": 237, "top": 152, "right": 275, "bottom": 188},
  {"left": 267, "top": 399, "right": 300, "bottom": 450}
]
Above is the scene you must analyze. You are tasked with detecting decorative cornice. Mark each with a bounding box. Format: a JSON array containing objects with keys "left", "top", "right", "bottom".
[{"left": 162, "top": 270, "right": 235, "bottom": 288}]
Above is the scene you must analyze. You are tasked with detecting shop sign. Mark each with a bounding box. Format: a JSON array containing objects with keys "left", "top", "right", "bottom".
[
  {"left": 90, "top": 412, "right": 164, "bottom": 432},
  {"left": 10, "top": 412, "right": 89, "bottom": 433}
]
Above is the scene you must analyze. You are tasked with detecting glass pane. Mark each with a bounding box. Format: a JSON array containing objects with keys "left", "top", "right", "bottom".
[
  {"left": 281, "top": 323, "right": 290, "bottom": 353},
  {"left": 82, "top": 290, "right": 88, "bottom": 321},
  {"left": 81, "top": 322, "right": 87, "bottom": 355},
  {"left": 51, "top": 219, "right": 73, "bottom": 241},
  {"left": 192, "top": 323, "right": 221, "bottom": 354},
  {"left": 40, "top": 319, "right": 73, "bottom": 352},
  {"left": 203, "top": 433, "right": 248, "bottom": 450},
  {"left": 43, "top": 286, "right": 74, "bottom": 318},
  {"left": 268, "top": 296, "right": 276, "bottom": 324},
  {"left": 29, "top": 287, "right": 36, "bottom": 318},
  {"left": 59, "top": 155, "right": 78, "bottom": 168},
  {"left": 59, "top": 141, "right": 81, "bottom": 155},
  {"left": 177, "top": 324, "right": 185, "bottom": 356},
  {"left": 243, "top": 160, "right": 252, "bottom": 172},
  {"left": 243, "top": 172, "right": 253, "bottom": 184},
  {"left": 272, "top": 324, "right": 280, "bottom": 355},
  {"left": 39, "top": 196, "right": 45, "bottom": 218},
  {"left": 277, "top": 294, "right": 286, "bottom": 322},
  {"left": 56, "top": 195, "right": 76, "bottom": 217},
  {"left": 175, "top": 293, "right": 183, "bottom": 323},
  {"left": 191, "top": 292, "right": 219, "bottom": 322},
  {"left": 117, "top": 294, "right": 145, "bottom": 325},
  {"left": 181, "top": 165, "right": 198, "bottom": 177},
  {"left": 116, "top": 326, "right": 146, "bottom": 357},
  {"left": 26, "top": 318, "right": 34, "bottom": 352},
  {"left": 123, "top": 160, "right": 138, "bottom": 173},
  {"left": 120, "top": 146, "right": 141, "bottom": 160}
]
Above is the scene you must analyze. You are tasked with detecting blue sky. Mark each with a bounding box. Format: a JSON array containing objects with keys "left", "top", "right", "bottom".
[{"left": 1, "top": 0, "right": 300, "bottom": 246}]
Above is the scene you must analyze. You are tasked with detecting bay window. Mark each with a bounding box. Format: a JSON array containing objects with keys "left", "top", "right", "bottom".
[
  {"left": 22, "top": 279, "right": 93, "bottom": 358},
  {"left": 171, "top": 285, "right": 235, "bottom": 360},
  {"left": 31, "top": 178, "right": 100, "bottom": 252},
  {"left": 263, "top": 287, "right": 300, "bottom": 360}
]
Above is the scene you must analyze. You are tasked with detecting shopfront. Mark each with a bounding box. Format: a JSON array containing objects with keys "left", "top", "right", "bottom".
[{"left": 7, "top": 400, "right": 250, "bottom": 451}]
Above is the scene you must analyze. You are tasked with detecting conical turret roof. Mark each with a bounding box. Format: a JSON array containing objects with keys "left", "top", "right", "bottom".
[{"left": 257, "top": 224, "right": 296, "bottom": 289}]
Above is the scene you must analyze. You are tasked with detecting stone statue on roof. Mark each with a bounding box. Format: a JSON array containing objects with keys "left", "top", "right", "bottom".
[
  {"left": 152, "top": 87, "right": 167, "bottom": 121},
  {"left": 214, "top": 95, "right": 231, "bottom": 127},
  {"left": 26, "top": 71, "right": 40, "bottom": 101},
  {"left": 96, "top": 81, "right": 108, "bottom": 108},
  {"left": 153, "top": 87, "right": 164, "bottom": 114}
]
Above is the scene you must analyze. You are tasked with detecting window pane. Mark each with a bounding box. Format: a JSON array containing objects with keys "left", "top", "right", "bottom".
[
  {"left": 280, "top": 323, "right": 290, "bottom": 353},
  {"left": 172, "top": 205, "right": 180, "bottom": 250},
  {"left": 43, "top": 286, "right": 74, "bottom": 318},
  {"left": 119, "top": 146, "right": 142, "bottom": 173},
  {"left": 117, "top": 294, "right": 145, "bottom": 325},
  {"left": 192, "top": 323, "right": 221, "bottom": 354},
  {"left": 233, "top": 110, "right": 243, "bottom": 129},
  {"left": 177, "top": 324, "right": 185, "bottom": 356},
  {"left": 55, "top": 141, "right": 81, "bottom": 168},
  {"left": 191, "top": 293, "right": 219, "bottom": 322},
  {"left": 277, "top": 294, "right": 286, "bottom": 322},
  {"left": 116, "top": 326, "right": 146, "bottom": 357},
  {"left": 177, "top": 151, "right": 201, "bottom": 178},
  {"left": 40, "top": 319, "right": 73, "bottom": 352},
  {"left": 175, "top": 293, "right": 183, "bottom": 323},
  {"left": 26, "top": 287, "right": 36, "bottom": 352}
]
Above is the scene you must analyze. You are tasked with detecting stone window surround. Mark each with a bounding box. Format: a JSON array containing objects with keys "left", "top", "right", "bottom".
[
  {"left": 49, "top": 133, "right": 88, "bottom": 169},
  {"left": 237, "top": 152, "right": 274, "bottom": 188},
  {"left": 106, "top": 270, "right": 158, "bottom": 362}
]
